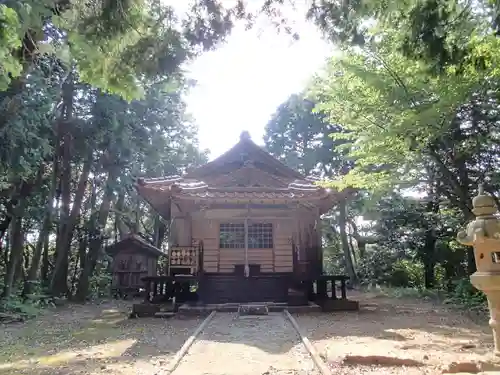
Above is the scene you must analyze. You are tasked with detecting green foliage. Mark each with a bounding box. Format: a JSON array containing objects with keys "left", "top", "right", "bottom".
[
  {"left": 309, "top": 36, "right": 489, "bottom": 193},
  {"left": 0, "top": 297, "right": 41, "bottom": 319},
  {"left": 390, "top": 260, "right": 424, "bottom": 288},
  {"left": 0, "top": 4, "right": 22, "bottom": 91},
  {"left": 445, "top": 279, "right": 487, "bottom": 311},
  {"left": 356, "top": 247, "right": 423, "bottom": 288},
  {"left": 88, "top": 272, "right": 113, "bottom": 300},
  {"left": 0, "top": 62, "right": 59, "bottom": 188},
  {"left": 303, "top": 0, "right": 496, "bottom": 75},
  {"left": 373, "top": 286, "right": 442, "bottom": 301},
  {"left": 356, "top": 245, "right": 399, "bottom": 286},
  {"left": 0, "top": 34, "right": 206, "bottom": 305},
  {"left": 0, "top": 0, "right": 241, "bottom": 99},
  {"left": 264, "top": 93, "right": 351, "bottom": 177},
  {"left": 0, "top": 280, "right": 55, "bottom": 320}
]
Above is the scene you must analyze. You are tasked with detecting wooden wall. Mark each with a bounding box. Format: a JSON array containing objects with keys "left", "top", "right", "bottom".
[
  {"left": 185, "top": 206, "right": 317, "bottom": 274},
  {"left": 273, "top": 219, "right": 294, "bottom": 272},
  {"left": 111, "top": 249, "right": 157, "bottom": 289},
  {"left": 170, "top": 203, "right": 192, "bottom": 246},
  {"left": 192, "top": 218, "right": 219, "bottom": 272}
]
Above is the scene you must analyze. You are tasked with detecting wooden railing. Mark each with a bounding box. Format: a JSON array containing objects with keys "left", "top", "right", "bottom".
[
  {"left": 167, "top": 244, "right": 201, "bottom": 276},
  {"left": 309, "top": 275, "right": 349, "bottom": 301},
  {"left": 142, "top": 275, "right": 198, "bottom": 304}
]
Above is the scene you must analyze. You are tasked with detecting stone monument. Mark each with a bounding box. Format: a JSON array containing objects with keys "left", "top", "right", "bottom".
[{"left": 457, "top": 185, "right": 500, "bottom": 355}]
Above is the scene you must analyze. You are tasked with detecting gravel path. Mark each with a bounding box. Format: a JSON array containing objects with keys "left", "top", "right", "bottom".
[{"left": 172, "top": 312, "right": 320, "bottom": 375}]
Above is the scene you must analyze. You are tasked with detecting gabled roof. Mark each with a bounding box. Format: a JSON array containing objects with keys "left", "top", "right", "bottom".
[
  {"left": 185, "top": 131, "right": 304, "bottom": 180},
  {"left": 106, "top": 233, "right": 165, "bottom": 258},
  {"left": 135, "top": 131, "right": 345, "bottom": 216},
  {"left": 204, "top": 163, "right": 290, "bottom": 188}
]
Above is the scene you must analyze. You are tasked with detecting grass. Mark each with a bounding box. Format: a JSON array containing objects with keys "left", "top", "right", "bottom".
[
  {"left": 0, "top": 307, "right": 131, "bottom": 365},
  {"left": 366, "top": 286, "right": 445, "bottom": 301}
]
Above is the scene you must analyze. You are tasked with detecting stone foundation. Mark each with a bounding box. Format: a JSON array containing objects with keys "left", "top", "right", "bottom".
[
  {"left": 131, "top": 303, "right": 161, "bottom": 318},
  {"left": 320, "top": 299, "right": 360, "bottom": 312},
  {"left": 238, "top": 304, "right": 269, "bottom": 316}
]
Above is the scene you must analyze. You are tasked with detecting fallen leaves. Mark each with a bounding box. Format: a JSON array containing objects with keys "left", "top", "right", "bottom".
[{"left": 0, "top": 300, "right": 202, "bottom": 375}]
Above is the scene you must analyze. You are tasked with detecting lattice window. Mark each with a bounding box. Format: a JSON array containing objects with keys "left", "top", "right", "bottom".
[
  {"left": 248, "top": 223, "right": 273, "bottom": 249},
  {"left": 219, "top": 223, "right": 245, "bottom": 249}
]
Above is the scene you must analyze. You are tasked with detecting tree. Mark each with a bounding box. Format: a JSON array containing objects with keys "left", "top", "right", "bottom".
[
  {"left": 264, "top": 93, "right": 358, "bottom": 283},
  {"left": 0, "top": 0, "right": 246, "bottom": 99},
  {"left": 309, "top": 25, "right": 500, "bottom": 274},
  {"left": 303, "top": 0, "right": 496, "bottom": 75},
  {"left": 0, "top": 55, "right": 206, "bottom": 303}
]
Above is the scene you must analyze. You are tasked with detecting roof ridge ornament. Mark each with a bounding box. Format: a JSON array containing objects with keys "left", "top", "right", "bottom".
[{"left": 240, "top": 131, "right": 251, "bottom": 141}]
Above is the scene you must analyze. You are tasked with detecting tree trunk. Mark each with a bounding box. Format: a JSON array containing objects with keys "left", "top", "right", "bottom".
[
  {"left": 337, "top": 198, "right": 358, "bottom": 284},
  {"left": 0, "top": 175, "right": 42, "bottom": 251},
  {"left": 50, "top": 74, "right": 76, "bottom": 296},
  {"left": 114, "top": 191, "right": 129, "bottom": 238},
  {"left": 0, "top": 200, "right": 15, "bottom": 251},
  {"left": 75, "top": 170, "right": 117, "bottom": 301},
  {"left": 348, "top": 219, "right": 366, "bottom": 258},
  {"left": 2, "top": 210, "right": 25, "bottom": 298},
  {"left": 51, "top": 157, "right": 90, "bottom": 295},
  {"left": 50, "top": 136, "right": 71, "bottom": 295},
  {"left": 153, "top": 214, "right": 167, "bottom": 248},
  {"left": 41, "top": 236, "right": 50, "bottom": 284},
  {"left": 23, "top": 157, "right": 59, "bottom": 296},
  {"left": 1, "top": 163, "right": 44, "bottom": 298},
  {"left": 422, "top": 229, "right": 437, "bottom": 289}
]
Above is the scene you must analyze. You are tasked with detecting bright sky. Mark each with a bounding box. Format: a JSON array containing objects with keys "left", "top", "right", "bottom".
[{"left": 182, "top": 5, "right": 334, "bottom": 160}]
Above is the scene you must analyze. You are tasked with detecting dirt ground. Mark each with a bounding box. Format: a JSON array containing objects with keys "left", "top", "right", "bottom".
[
  {"left": 0, "top": 293, "right": 498, "bottom": 375},
  {"left": 294, "top": 291, "right": 499, "bottom": 374},
  {"left": 0, "top": 300, "right": 204, "bottom": 375}
]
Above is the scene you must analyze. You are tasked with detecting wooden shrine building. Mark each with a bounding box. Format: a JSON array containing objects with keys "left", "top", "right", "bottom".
[
  {"left": 106, "top": 233, "right": 165, "bottom": 296},
  {"left": 135, "top": 131, "right": 345, "bottom": 305}
]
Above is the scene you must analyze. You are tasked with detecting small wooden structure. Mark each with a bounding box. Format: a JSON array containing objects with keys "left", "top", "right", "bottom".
[
  {"left": 135, "top": 131, "right": 357, "bottom": 309},
  {"left": 106, "top": 233, "right": 165, "bottom": 296}
]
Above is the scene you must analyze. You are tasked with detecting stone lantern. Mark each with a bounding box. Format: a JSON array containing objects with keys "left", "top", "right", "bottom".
[{"left": 457, "top": 185, "right": 500, "bottom": 355}]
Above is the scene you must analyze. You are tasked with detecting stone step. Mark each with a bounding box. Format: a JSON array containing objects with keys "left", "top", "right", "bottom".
[
  {"left": 154, "top": 311, "right": 176, "bottom": 319},
  {"left": 238, "top": 304, "right": 269, "bottom": 316}
]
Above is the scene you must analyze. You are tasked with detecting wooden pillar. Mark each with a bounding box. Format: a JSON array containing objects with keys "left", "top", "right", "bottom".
[{"left": 244, "top": 211, "right": 249, "bottom": 277}]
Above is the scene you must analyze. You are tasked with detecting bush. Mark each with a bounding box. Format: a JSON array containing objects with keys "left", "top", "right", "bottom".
[
  {"left": 374, "top": 286, "right": 442, "bottom": 300},
  {"left": 357, "top": 245, "right": 399, "bottom": 286},
  {"left": 445, "top": 278, "right": 487, "bottom": 311},
  {"left": 356, "top": 245, "right": 424, "bottom": 287},
  {"left": 0, "top": 296, "right": 43, "bottom": 322},
  {"left": 88, "top": 271, "right": 113, "bottom": 299},
  {"left": 389, "top": 259, "right": 424, "bottom": 288}
]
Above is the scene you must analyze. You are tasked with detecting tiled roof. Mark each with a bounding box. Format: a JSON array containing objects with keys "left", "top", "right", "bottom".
[
  {"left": 138, "top": 176, "right": 326, "bottom": 192},
  {"left": 138, "top": 185, "right": 331, "bottom": 201},
  {"left": 176, "top": 190, "right": 328, "bottom": 199},
  {"left": 185, "top": 131, "right": 304, "bottom": 180},
  {"left": 106, "top": 233, "right": 165, "bottom": 257}
]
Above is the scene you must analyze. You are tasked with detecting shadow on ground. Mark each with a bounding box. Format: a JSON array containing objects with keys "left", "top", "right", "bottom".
[
  {"left": 0, "top": 300, "right": 202, "bottom": 375},
  {"left": 0, "top": 292, "right": 494, "bottom": 374},
  {"left": 293, "top": 291, "right": 495, "bottom": 371}
]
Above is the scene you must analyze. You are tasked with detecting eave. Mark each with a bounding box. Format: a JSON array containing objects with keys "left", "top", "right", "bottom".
[
  {"left": 136, "top": 177, "right": 346, "bottom": 215},
  {"left": 105, "top": 233, "right": 165, "bottom": 258}
]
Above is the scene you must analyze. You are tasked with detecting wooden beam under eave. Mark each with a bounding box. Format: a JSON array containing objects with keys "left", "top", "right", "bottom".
[{"left": 135, "top": 184, "right": 172, "bottom": 221}]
